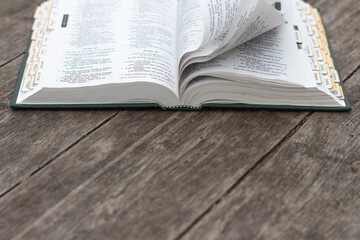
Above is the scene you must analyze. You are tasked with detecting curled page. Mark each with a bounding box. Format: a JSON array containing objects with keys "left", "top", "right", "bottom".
[
  {"left": 211, "top": 0, "right": 287, "bottom": 58},
  {"left": 179, "top": 0, "right": 285, "bottom": 72}
]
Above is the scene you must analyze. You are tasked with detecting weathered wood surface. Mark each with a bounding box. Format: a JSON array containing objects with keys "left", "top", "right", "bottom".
[
  {"left": 0, "top": 0, "right": 43, "bottom": 66},
  {"left": 0, "top": 57, "right": 119, "bottom": 195},
  {"left": 183, "top": 71, "right": 360, "bottom": 240},
  {"left": 0, "top": 0, "right": 359, "bottom": 239}
]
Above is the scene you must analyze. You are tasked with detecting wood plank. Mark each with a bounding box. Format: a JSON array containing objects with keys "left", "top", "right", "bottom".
[
  {"left": 0, "top": 59, "right": 177, "bottom": 199},
  {"left": 178, "top": 2, "right": 360, "bottom": 237},
  {"left": 0, "top": 58, "right": 172, "bottom": 198},
  {"left": 0, "top": 0, "right": 357, "bottom": 197},
  {"left": 0, "top": 55, "right": 124, "bottom": 196},
  {"left": 181, "top": 67, "right": 360, "bottom": 240},
  {"left": 0, "top": 109, "right": 310, "bottom": 240},
  {"left": 0, "top": 56, "right": 25, "bottom": 101},
  {"left": 0, "top": 2, "right": 40, "bottom": 66},
  {"left": 0, "top": 0, "right": 358, "bottom": 239},
  {"left": 0, "top": 0, "right": 42, "bottom": 20},
  {"left": 0, "top": 1, "right": 131, "bottom": 197}
]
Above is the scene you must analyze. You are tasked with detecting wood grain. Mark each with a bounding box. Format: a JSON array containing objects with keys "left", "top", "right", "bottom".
[
  {"left": 0, "top": 56, "right": 122, "bottom": 195},
  {"left": 181, "top": 68, "right": 360, "bottom": 240},
  {"left": 0, "top": 0, "right": 358, "bottom": 239},
  {"left": 0, "top": 0, "right": 43, "bottom": 20},
  {"left": 0, "top": 110, "right": 309, "bottom": 240},
  {"left": 0, "top": 6, "right": 38, "bottom": 66},
  {"left": 0, "top": 1, "right": 127, "bottom": 197}
]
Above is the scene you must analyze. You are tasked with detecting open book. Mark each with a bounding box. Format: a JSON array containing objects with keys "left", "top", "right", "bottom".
[{"left": 11, "top": 0, "right": 351, "bottom": 111}]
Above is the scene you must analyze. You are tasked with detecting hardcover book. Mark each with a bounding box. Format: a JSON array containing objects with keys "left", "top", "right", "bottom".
[{"left": 11, "top": 0, "right": 351, "bottom": 111}]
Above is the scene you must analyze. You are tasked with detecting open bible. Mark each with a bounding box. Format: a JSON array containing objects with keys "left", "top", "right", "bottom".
[{"left": 11, "top": 0, "right": 351, "bottom": 111}]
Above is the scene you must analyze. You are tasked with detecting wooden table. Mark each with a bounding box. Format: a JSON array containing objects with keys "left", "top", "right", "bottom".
[{"left": 0, "top": 0, "right": 359, "bottom": 239}]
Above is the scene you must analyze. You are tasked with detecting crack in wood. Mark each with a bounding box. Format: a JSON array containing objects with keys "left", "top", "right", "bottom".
[
  {"left": 12, "top": 112, "right": 182, "bottom": 239},
  {"left": 175, "top": 111, "right": 314, "bottom": 240},
  {"left": 0, "top": 52, "right": 24, "bottom": 69},
  {"left": 0, "top": 112, "right": 119, "bottom": 198},
  {"left": 174, "top": 68, "right": 358, "bottom": 240}
]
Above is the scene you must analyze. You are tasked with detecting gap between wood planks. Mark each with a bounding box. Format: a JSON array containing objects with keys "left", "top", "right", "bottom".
[
  {"left": 0, "top": 51, "right": 358, "bottom": 199},
  {"left": 0, "top": 54, "right": 26, "bottom": 102},
  {"left": 0, "top": 57, "right": 358, "bottom": 235},
  {"left": 0, "top": 112, "right": 119, "bottom": 199},
  {"left": 0, "top": 52, "right": 25, "bottom": 69},
  {"left": 174, "top": 65, "right": 360, "bottom": 240},
  {"left": 0, "top": 55, "right": 358, "bottom": 202}
]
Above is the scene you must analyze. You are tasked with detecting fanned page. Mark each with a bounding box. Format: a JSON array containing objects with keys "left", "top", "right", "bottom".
[
  {"left": 13, "top": 0, "right": 348, "bottom": 109},
  {"left": 178, "top": 0, "right": 285, "bottom": 72},
  {"left": 17, "top": 0, "right": 180, "bottom": 105},
  {"left": 179, "top": 0, "right": 346, "bottom": 108},
  {"left": 16, "top": 0, "right": 285, "bottom": 106}
]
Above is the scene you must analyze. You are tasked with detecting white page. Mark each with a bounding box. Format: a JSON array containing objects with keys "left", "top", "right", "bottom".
[
  {"left": 209, "top": 0, "right": 286, "bottom": 59},
  {"left": 180, "top": 22, "right": 303, "bottom": 94},
  {"left": 178, "top": 0, "right": 243, "bottom": 68},
  {"left": 41, "top": 0, "right": 179, "bottom": 96},
  {"left": 179, "top": 0, "right": 285, "bottom": 71},
  {"left": 178, "top": 0, "right": 205, "bottom": 62}
]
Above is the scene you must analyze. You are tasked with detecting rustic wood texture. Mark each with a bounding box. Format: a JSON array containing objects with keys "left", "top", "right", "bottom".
[
  {"left": 182, "top": 72, "right": 360, "bottom": 240},
  {"left": 0, "top": 56, "right": 119, "bottom": 195},
  {"left": 0, "top": 0, "right": 359, "bottom": 239},
  {"left": 0, "top": 0, "right": 43, "bottom": 66}
]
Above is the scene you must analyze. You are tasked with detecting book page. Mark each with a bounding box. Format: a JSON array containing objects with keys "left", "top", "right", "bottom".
[
  {"left": 178, "top": 0, "right": 242, "bottom": 67},
  {"left": 177, "top": 0, "right": 204, "bottom": 62},
  {"left": 178, "top": 0, "right": 242, "bottom": 62},
  {"left": 180, "top": 22, "right": 302, "bottom": 94},
  {"left": 40, "top": 0, "right": 179, "bottom": 95},
  {"left": 207, "top": 0, "right": 286, "bottom": 59},
  {"left": 178, "top": 0, "right": 285, "bottom": 71}
]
